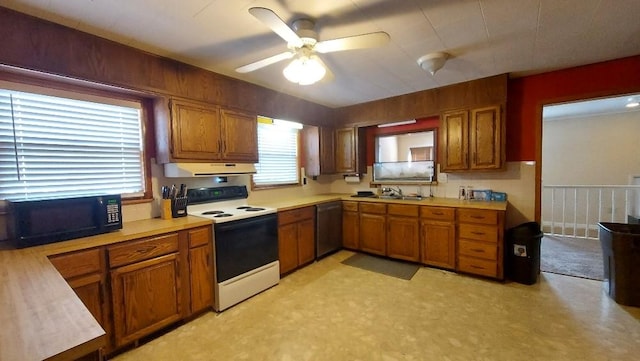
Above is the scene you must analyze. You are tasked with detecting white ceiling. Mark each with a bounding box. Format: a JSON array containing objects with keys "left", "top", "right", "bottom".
[
  {"left": 543, "top": 93, "right": 640, "bottom": 120},
  {"left": 3, "top": 0, "right": 640, "bottom": 108}
]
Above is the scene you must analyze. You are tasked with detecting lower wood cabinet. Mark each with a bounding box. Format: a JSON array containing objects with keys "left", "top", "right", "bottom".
[
  {"left": 108, "top": 234, "right": 183, "bottom": 348},
  {"left": 49, "top": 248, "right": 111, "bottom": 357},
  {"left": 456, "top": 209, "right": 505, "bottom": 279},
  {"left": 420, "top": 207, "right": 456, "bottom": 270},
  {"left": 386, "top": 204, "right": 420, "bottom": 262},
  {"left": 187, "top": 226, "right": 213, "bottom": 315},
  {"left": 278, "top": 206, "right": 316, "bottom": 275},
  {"left": 359, "top": 202, "right": 387, "bottom": 256},
  {"left": 48, "top": 225, "right": 215, "bottom": 357},
  {"left": 342, "top": 201, "right": 359, "bottom": 250}
]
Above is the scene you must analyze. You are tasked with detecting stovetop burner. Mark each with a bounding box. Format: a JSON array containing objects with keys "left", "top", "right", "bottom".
[{"left": 186, "top": 186, "right": 276, "bottom": 223}]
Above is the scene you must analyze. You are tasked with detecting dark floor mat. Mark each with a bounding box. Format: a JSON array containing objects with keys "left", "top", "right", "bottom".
[
  {"left": 540, "top": 235, "right": 604, "bottom": 281},
  {"left": 342, "top": 253, "right": 420, "bottom": 280}
]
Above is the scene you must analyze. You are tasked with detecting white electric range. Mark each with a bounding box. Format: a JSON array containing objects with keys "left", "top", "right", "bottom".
[{"left": 186, "top": 186, "right": 279, "bottom": 311}]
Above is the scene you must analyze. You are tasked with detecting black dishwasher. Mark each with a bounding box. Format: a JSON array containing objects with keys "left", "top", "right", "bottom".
[{"left": 316, "top": 201, "right": 343, "bottom": 259}]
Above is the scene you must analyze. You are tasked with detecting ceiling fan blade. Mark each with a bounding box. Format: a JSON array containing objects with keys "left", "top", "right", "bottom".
[
  {"left": 235, "top": 52, "right": 294, "bottom": 73},
  {"left": 315, "top": 32, "right": 390, "bottom": 53},
  {"left": 249, "top": 7, "right": 303, "bottom": 47}
]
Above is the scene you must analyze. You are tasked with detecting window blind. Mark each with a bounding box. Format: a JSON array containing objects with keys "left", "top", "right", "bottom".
[
  {"left": 0, "top": 88, "right": 144, "bottom": 200},
  {"left": 253, "top": 121, "right": 299, "bottom": 186}
]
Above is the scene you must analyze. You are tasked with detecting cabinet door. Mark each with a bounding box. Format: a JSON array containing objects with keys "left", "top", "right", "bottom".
[
  {"left": 440, "top": 109, "right": 469, "bottom": 172},
  {"left": 335, "top": 127, "right": 355, "bottom": 173},
  {"left": 170, "top": 99, "right": 221, "bottom": 160},
  {"left": 67, "top": 274, "right": 106, "bottom": 330},
  {"left": 111, "top": 253, "right": 182, "bottom": 348},
  {"left": 421, "top": 220, "right": 456, "bottom": 270},
  {"left": 278, "top": 223, "right": 299, "bottom": 275},
  {"left": 297, "top": 218, "right": 316, "bottom": 266},
  {"left": 470, "top": 105, "right": 502, "bottom": 170},
  {"left": 342, "top": 210, "right": 359, "bottom": 250},
  {"left": 319, "top": 127, "right": 336, "bottom": 174},
  {"left": 219, "top": 108, "right": 259, "bottom": 162},
  {"left": 359, "top": 213, "right": 386, "bottom": 256},
  {"left": 387, "top": 215, "right": 420, "bottom": 262},
  {"left": 189, "top": 245, "right": 213, "bottom": 314}
]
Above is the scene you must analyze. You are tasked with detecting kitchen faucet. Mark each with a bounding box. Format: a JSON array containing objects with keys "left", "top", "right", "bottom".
[{"left": 382, "top": 186, "right": 403, "bottom": 196}]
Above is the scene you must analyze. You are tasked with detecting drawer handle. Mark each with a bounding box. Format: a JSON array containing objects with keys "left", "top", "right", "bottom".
[
  {"left": 470, "top": 265, "right": 486, "bottom": 270},
  {"left": 471, "top": 248, "right": 484, "bottom": 253},
  {"left": 136, "top": 245, "right": 157, "bottom": 254},
  {"left": 470, "top": 215, "right": 485, "bottom": 219},
  {"left": 471, "top": 231, "right": 486, "bottom": 235},
  {"left": 432, "top": 212, "right": 444, "bottom": 216}
]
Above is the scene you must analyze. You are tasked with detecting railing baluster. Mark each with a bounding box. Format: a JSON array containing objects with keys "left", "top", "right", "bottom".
[
  {"left": 542, "top": 185, "right": 640, "bottom": 240},
  {"left": 585, "top": 188, "right": 590, "bottom": 238}
]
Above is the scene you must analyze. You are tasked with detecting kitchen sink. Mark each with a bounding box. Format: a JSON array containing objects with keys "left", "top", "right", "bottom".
[{"left": 377, "top": 195, "right": 424, "bottom": 201}]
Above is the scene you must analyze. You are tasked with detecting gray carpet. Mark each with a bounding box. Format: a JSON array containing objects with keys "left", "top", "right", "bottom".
[
  {"left": 540, "top": 235, "right": 604, "bottom": 281},
  {"left": 342, "top": 253, "right": 420, "bottom": 280}
]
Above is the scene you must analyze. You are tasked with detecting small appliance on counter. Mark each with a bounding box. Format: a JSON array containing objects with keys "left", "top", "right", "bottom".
[{"left": 7, "top": 194, "right": 122, "bottom": 248}]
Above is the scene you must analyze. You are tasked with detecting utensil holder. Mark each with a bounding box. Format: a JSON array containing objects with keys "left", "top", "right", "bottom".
[{"left": 172, "top": 197, "right": 188, "bottom": 218}]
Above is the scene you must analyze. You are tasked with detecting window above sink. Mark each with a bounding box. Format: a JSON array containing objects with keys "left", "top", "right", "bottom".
[{"left": 373, "top": 129, "right": 437, "bottom": 184}]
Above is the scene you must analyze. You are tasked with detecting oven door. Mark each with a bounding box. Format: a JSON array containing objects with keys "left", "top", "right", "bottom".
[{"left": 214, "top": 214, "right": 278, "bottom": 282}]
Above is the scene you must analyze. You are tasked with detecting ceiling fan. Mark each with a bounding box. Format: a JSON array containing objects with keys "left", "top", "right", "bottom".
[{"left": 235, "top": 7, "right": 390, "bottom": 85}]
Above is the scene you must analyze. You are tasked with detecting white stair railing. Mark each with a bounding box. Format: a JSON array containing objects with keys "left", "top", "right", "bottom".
[{"left": 541, "top": 185, "right": 640, "bottom": 239}]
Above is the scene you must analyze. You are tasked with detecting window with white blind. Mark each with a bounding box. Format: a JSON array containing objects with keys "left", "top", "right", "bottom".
[
  {"left": 0, "top": 85, "right": 145, "bottom": 201},
  {"left": 253, "top": 117, "right": 300, "bottom": 187}
]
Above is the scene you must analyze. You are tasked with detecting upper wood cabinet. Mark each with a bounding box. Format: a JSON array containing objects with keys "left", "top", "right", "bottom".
[
  {"left": 155, "top": 98, "right": 258, "bottom": 163},
  {"left": 219, "top": 108, "right": 259, "bottom": 162},
  {"left": 334, "top": 127, "right": 355, "bottom": 173},
  {"left": 440, "top": 104, "right": 504, "bottom": 172},
  {"left": 303, "top": 125, "right": 365, "bottom": 177},
  {"left": 303, "top": 126, "right": 335, "bottom": 176}
]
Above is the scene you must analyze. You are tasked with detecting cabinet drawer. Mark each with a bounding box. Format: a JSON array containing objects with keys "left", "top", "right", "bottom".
[
  {"left": 387, "top": 204, "right": 419, "bottom": 217},
  {"left": 458, "top": 256, "right": 498, "bottom": 278},
  {"left": 359, "top": 202, "right": 386, "bottom": 214},
  {"left": 459, "top": 224, "right": 498, "bottom": 243},
  {"left": 343, "top": 201, "right": 358, "bottom": 212},
  {"left": 458, "top": 239, "right": 497, "bottom": 261},
  {"left": 278, "top": 206, "right": 315, "bottom": 226},
  {"left": 458, "top": 209, "right": 498, "bottom": 225},
  {"left": 108, "top": 233, "right": 179, "bottom": 268},
  {"left": 421, "top": 207, "right": 455, "bottom": 221},
  {"left": 188, "top": 226, "right": 212, "bottom": 248},
  {"left": 49, "top": 248, "right": 102, "bottom": 279}
]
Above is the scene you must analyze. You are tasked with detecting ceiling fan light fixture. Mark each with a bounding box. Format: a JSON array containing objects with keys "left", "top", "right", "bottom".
[
  {"left": 417, "top": 52, "right": 449, "bottom": 75},
  {"left": 283, "top": 55, "right": 326, "bottom": 85}
]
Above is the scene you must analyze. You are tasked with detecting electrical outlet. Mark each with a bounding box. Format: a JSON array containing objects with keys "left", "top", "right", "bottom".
[{"left": 439, "top": 173, "right": 447, "bottom": 183}]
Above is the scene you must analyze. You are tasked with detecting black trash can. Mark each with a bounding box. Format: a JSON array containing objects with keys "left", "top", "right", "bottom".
[
  {"left": 506, "top": 222, "right": 543, "bottom": 285},
  {"left": 598, "top": 222, "right": 640, "bottom": 307}
]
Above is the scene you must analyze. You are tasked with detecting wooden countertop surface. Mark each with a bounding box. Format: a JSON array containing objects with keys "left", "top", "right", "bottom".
[
  {"left": 0, "top": 196, "right": 505, "bottom": 361},
  {"left": 0, "top": 216, "right": 212, "bottom": 361},
  {"left": 260, "top": 194, "right": 508, "bottom": 212}
]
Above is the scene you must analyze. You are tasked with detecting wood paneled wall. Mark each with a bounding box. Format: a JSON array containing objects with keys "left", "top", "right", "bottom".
[
  {"left": 337, "top": 74, "right": 508, "bottom": 126},
  {"left": 0, "top": 7, "right": 333, "bottom": 126}
]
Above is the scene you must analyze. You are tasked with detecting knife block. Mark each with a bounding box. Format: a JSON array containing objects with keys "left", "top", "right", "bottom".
[{"left": 160, "top": 199, "right": 172, "bottom": 220}]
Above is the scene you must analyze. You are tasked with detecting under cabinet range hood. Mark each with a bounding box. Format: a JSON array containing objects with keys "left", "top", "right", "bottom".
[{"left": 164, "top": 163, "right": 257, "bottom": 177}]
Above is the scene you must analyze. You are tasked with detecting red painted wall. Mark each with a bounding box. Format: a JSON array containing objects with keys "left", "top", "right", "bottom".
[{"left": 506, "top": 55, "right": 640, "bottom": 161}]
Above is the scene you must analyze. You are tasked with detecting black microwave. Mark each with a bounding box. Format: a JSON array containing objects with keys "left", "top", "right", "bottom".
[{"left": 7, "top": 194, "right": 123, "bottom": 248}]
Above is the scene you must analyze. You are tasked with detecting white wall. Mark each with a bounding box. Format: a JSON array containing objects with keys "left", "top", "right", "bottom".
[{"left": 542, "top": 111, "right": 640, "bottom": 185}]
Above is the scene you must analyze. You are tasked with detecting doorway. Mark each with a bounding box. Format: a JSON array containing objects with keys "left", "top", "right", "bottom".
[{"left": 540, "top": 93, "right": 640, "bottom": 280}]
